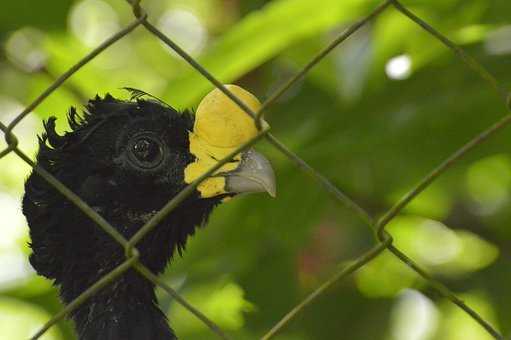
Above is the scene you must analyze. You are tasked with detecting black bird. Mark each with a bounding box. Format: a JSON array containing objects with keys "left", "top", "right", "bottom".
[{"left": 22, "top": 86, "right": 275, "bottom": 340}]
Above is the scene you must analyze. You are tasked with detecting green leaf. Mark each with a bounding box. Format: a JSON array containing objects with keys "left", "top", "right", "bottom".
[
  {"left": 163, "top": 0, "right": 374, "bottom": 108},
  {"left": 0, "top": 297, "right": 63, "bottom": 340},
  {"left": 438, "top": 292, "right": 499, "bottom": 340},
  {"left": 167, "top": 279, "right": 253, "bottom": 335},
  {"left": 355, "top": 250, "right": 418, "bottom": 298}
]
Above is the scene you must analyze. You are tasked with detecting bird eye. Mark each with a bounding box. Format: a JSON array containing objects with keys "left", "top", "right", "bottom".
[{"left": 128, "top": 136, "right": 163, "bottom": 169}]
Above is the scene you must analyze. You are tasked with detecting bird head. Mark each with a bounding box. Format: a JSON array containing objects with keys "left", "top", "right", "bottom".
[
  {"left": 33, "top": 85, "right": 274, "bottom": 223},
  {"left": 23, "top": 85, "right": 275, "bottom": 339},
  {"left": 24, "top": 84, "right": 275, "bottom": 279}
]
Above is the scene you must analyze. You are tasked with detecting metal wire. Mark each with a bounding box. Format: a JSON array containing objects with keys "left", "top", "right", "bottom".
[{"left": 0, "top": 0, "right": 508, "bottom": 339}]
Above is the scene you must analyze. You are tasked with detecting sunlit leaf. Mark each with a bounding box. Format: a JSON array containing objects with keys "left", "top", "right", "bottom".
[
  {"left": 168, "top": 279, "right": 253, "bottom": 335},
  {"left": 437, "top": 292, "right": 499, "bottom": 340},
  {"left": 0, "top": 297, "right": 63, "bottom": 340},
  {"left": 390, "top": 186, "right": 452, "bottom": 220},
  {"left": 163, "top": 0, "right": 375, "bottom": 107},
  {"left": 355, "top": 250, "right": 418, "bottom": 298},
  {"left": 465, "top": 154, "right": 511, "bottom": 215},
  {"left": 386, "top": 216, "right": 499, "bottom": 276}
]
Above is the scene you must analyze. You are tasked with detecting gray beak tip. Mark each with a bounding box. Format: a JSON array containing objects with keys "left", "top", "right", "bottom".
[
  {"left": 265, "top": 181, "right": 277, "bottom": 198},
  {"left": 225, "top": 149, "right": 276, "bottom": 197}
]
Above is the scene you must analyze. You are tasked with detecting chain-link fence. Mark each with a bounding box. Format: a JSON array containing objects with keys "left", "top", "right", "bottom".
[{"left": 1, "top": 0, "right": 510, "bottom": 339}]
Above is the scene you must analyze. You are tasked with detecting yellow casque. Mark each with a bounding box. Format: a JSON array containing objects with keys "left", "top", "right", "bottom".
[{"left": 184, "top": 84, "right": 267, "bottom": 198}]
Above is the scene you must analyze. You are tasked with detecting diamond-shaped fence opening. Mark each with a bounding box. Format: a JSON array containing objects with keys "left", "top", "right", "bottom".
[{"left": 1, "top": 0, "right": 510, "bottom": 339}]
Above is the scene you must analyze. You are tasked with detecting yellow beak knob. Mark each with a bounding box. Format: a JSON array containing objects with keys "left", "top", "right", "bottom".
[{"left": 194, "top": 84, "right": 264, "bottom": 147}]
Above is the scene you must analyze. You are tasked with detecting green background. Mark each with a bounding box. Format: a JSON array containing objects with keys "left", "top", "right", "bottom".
[{"left": 0, "top": 0, "right": 510, "bottom": 339}]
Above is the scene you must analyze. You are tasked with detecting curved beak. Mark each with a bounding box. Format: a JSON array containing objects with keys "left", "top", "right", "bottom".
[{"left": 224, "top": 149, "right": 276, "bottom": 197}]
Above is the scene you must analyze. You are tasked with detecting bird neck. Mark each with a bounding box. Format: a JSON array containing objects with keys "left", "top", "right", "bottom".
[{"left": 69, "top": 269, "right": 176, "bottom": 340}]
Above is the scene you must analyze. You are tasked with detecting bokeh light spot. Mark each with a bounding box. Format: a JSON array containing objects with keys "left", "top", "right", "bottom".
[
  {"left": 390, "top": 289, "right": 438, "bottom": 340},
  {"left": 157, "top": 9, "right": 208, "bottom": 57},
  {"left": 466, "top": 154, "right": 511, "bottom": 215},
  {"left": 5, "top": 28, "right": 48, "bottom": 73},
  {"left": 68, "top": 0, "right": 120, "bottom": 47},
  {"left": 485, "top": 25, "right": 511, "bottom": 56},
  {"left": 385, "top": 54, "right": 412, "bottom": 80}
]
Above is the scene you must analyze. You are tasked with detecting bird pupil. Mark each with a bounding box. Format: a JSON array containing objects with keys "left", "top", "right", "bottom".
[{"left": 133, "top": 138, "right": 159, "bottom": 162}]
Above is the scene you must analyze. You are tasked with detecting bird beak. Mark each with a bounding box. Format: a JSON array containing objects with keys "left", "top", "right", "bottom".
[
  {"left": 224, "top": 149, "right": 276, "bottom": 197},
  {"left": 185, "top": 84, "right": 277, "bottom": 199}
]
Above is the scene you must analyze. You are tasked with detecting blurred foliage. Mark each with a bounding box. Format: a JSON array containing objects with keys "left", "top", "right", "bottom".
[{"left": 1, "top": 0, "right": 511, "bottom": 339}]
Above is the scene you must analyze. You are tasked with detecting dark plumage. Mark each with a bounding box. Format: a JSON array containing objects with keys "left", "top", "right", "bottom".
[{"left": 23, "top": 94, "right": 225, "bottom": 340}]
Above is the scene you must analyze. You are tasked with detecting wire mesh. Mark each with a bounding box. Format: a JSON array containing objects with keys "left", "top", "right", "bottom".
[{"left": 0, "top": 0, "right": 509, "bottom": 339}]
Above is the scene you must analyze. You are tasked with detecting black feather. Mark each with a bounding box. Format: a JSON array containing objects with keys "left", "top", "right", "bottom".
[
  {"left": 43, "top": 117, "right": 65, "bottom": 149},
  {"left": 23, "top": 94, "right": 220, "bottom": 340},
  {"left": 67, "top": 107, "right": 82, "bottom": 131},
  {"left": 123, "top": 87, "right": 172, "bottom": 109}
]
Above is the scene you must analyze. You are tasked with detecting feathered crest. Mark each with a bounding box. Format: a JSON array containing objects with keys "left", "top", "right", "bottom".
[
  {"left": 122, "top": 87, "right": 171, "bottom": 109},
  {"left": 41, "top": 117, "right": 65, "bottom": 149},
  {"left": 67, "top": 107, "right": 82, "bottom": 131},
  {"left": 39, "top": 93, "right": 193, "bottom": 151},
  {"left": 40, "top": 94, "right": 129, "bottom": 151}
]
